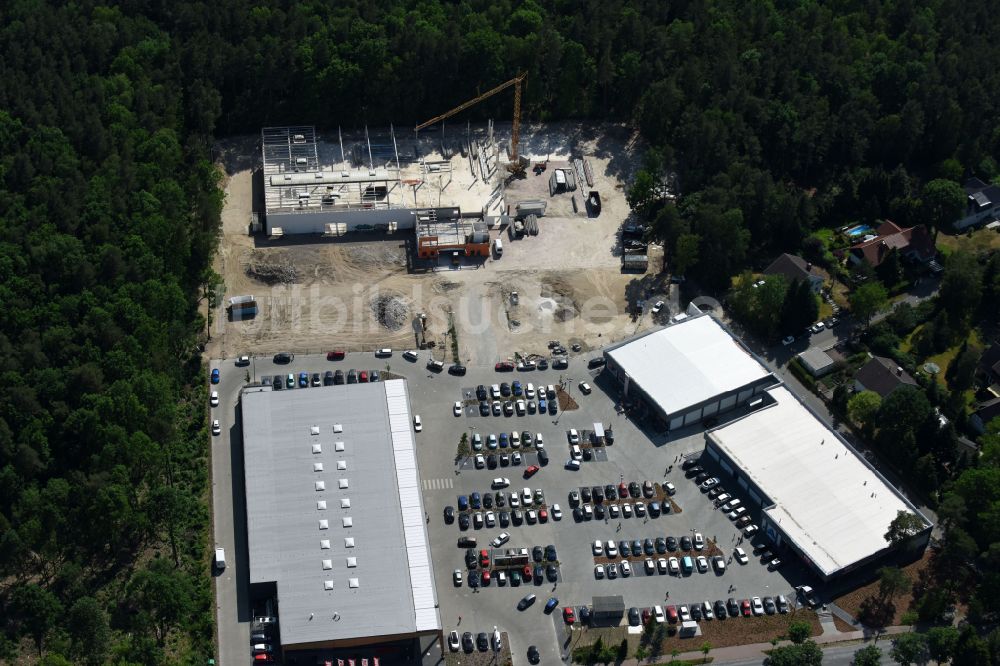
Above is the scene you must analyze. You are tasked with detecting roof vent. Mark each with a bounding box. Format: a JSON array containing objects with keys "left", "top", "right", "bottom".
[
  {"left": 337, "top": 461, "right": 347, "bottom": 470},
  {"left": 314, "top": 463, "right": 324, "bottom": 472},
  {"left": 315, "top": 481, "right": 326, "bottom": 491},
  {"left": 324, "top": 580, "right": 334, "bottom": 591},
  {"left": 342, "top": 517, "right": 353, "bottom": 527},
  {"left": 320, "top": 540, "right": 331, "bottom": 549},
  {"left": 340, "top": 498, "right": 351, "bottom": 508},
  {"left": 312, "top": 444, "right": 322, "bottom": 454},
  {"left": 349, "top": 578, "right": 359, "bottom": 589},
  {"left": 322, "top": 559, "right": 333, "bottom": 570},
  {"left": 333, "top": 424, "right": 343, "bottom": 433},
  {"left": 335, "top": 441, "right": 345, "bottom": 451},
  {"left": 346, "top": 557, "right": 357, "bottom": 568},
  {"left": 345, "top": 537, "right": 355, "bottom": 548},
  {"left": 319, "top": 519, "right": 329, "bottom": 530},
  {"left": 339, "top": 479, "right": 349, "bottom": 489},
  {"left": 310, "top": 426, "right": 320, "bottom": 435},
  {"left": 317, "top": 500, "right": 327, "bottom": 510},
  {"left": 896, "top": 367, "right": 903, "bottom": 376}
]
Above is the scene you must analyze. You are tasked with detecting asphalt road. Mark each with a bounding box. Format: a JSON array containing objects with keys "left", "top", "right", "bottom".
[{"left": 714, "top": 640, "right": 886, "bottom": 665}]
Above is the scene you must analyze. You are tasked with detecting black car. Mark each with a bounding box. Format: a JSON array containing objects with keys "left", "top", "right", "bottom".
[
  {"left": 655, "top": 537, "right": 667, "bottom": 554},
  {"left": 477, "top": 632, "right": 489, "bottom": 651},
  {"left": 605, "top": 427, "right": 614, "bottom": 444},
  {"left": 587, "top": 357, "right": 606, "bottom": 369},
  {"left": 311, "top": 372, "right": 321, "bottom": 386},
  {"left": 323, "top": 370, "right": 334, "bottom": 385},
  {"left": 728, "top": 598, "right": 740, "bottom": 617},
  {"left": 532, "top": 546, "right": 544, "bottom": 562},
  {"left": 533, "top": 564, "right": 544, "bottom": 581},
  {"left": 479, "top": 401, "right": 490, "bottom": 416},
  {"left": 694, "top": 472, "right": 710, "bottom": 484},
  {"left": 334, "top": 369, "right": 345, "bottom": 384},
  {"left": 549, "top": 400, "right": 558, "bottom": 414},
  {"left": 545, "top": 544, "right": 557, "bottom": 561},
  {"left": 465, "top": 548, "right": 477, "bottom": 568},
  {"left": 537, "top": 359, "right": 549, "bottom": 370},
  {"left": 582, "top": 447, "right": 592, "bottom": 461},
  {"left": 619, "top": 540, "right": 630, "bottom": 557},
  {"left": 632, "top": 539, "right": 643, "bottom": 555},
  {"left": 629, "top": 482, "right": 641, "bottom": 498},
  {"left": 500, "top": 382, "right": 511, "bottom": 396},
  {"left": 594, "top": 503, "right": 605, "bottom": 519},
  {"left": 551, "top": 357, "right": 567, "bottom": 369},
  {"left": 644, "top": 538, "right": 655, "bottom": 555},
  {"left": 347, "top": 369, "right": 358, "bottom": 384},
  {"left": 272, "top": 374, "right": 284, "bottom": 389},
  {"left": 580, "top": 606, "right": 591, "bottom": 624},
  {"left": 666, "top": 536, "right": 678, "bottom": 551},
  {"left": 605, "top": 484, "right": 617, "bottom": 500},
  {"left": 592, "top": 486, "right": 604, "bottom": 502},
  {"left": 487, "top": 454, "right": 498, "bottom": 468},
  {"left": 580, "top": 486, "right": 592, "bottom": 502},
  {"left": 715, "top": 600, "right": 728, "bottom": 619},
  {"left": 512, "top": 509, "right": 523, "bottom": 525},
  {"left": 499, "top": 511, "right": 510, "bottom": 527},
  {"left": 273, "top": 352, "right": 293, "bottom": 363},
  {"left": 459, "top": 514, "right": 470, "bottom": 530},
  {"left": 462, "top": 632, "right": 474, "bottom": 652},
  {"left": 518, "top": 594, "right": 537, "bottom": 610},
  {"left": 468, "top": 570, "right": 480, "bottom": 588},
  {"left": 680, "top": 536, "right": 692, "bottom": 551},
  {"left": 449, "top": 364, "right": 467, "bottom": 376},
  {"left": 681, "top": 457, "right": 701, "bottom": 471},
  {"left": 458, "top": 536, "right": 476, "bottom": 548},
  {"left": 690, "top": 604, "right": 702, "bottom": 621},
  {"left": 536, "top": 449, "right": 549, "bottom": 465},
  {"left": 527, "top": 645, "right": 540, "bottom": 664},
  {"left": 476, "top": 384, "right": 488, "bottom": 400},
  {"left": 444, "top": 506, "right": 455, "bottom": 523},
  {"left": 628, "top": 607, "right": 640, "bottom": 626},
  {"left": 573, "top": 507, "right": 583, "bottom": 521},
  {"left": 483, "top": 494, "right": 493, "bottom": 509},
  {"left": 496, "top": 493, "right": 506, "bottom": 507},
  {"left": 546, "top": 565, "right": 558, "bottom": 581}
]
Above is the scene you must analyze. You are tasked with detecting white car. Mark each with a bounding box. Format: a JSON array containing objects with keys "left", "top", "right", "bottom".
[
  {"left": 534, "top": 434, "right": 544, "bottom": 449},
  {"left": 375, "top": 348, "right": 393, "bottom": 357},
  {"left": 622, "top": 503, "right": 632, "bottom": 518},
  {"left": 453, "top": 569, "right": 463, "bottom": 586},
  {"left": 525, "top": 509, "right": 537, "bottom": 524},
  {"left": 413, "top": 415, "right": 422, "bottom": 432},
  {"left": 693, "top": 532, "right": 704, "bottom": 550},
  {"left": 702, "top": 601, "right": 714, "bottom": 620},
  {"left": 696, "top": 556, "right": 709, "bottom": 572},
  {"left": 454, "top": 401, "right": 463, "bottom": 416},
  {"left": 579, "top": 382, "right": 592, "bottom": 395},
  {"left": 525, "top": 383, "right": 535, "bottom": 398},
  {"left": 516, "top": 400, "right": 526, "bottom": 415},
  {"left": 448, "top": 630, "right": 460, "bottom": 651},
  {"left": 512, "top": 452, "right": 522, "bottom": 465},
  {"left": 735, "top": 547, "right": 749, "bottom": 565},
  {"left": 781, "top": 335, "right": 795, "bottom": 346},
  {"left": 236, "top": 354, "right": 250, "bottom": 366},
  {"left": 492, "top": 477, "right": 511, "bottom": 489},
  {"left": 609, "top": 504, "right": 620, "bottom": 518},
  {"left": 472, "top": 433, "right": 483, "bottom": 450},
  {"left": 565, "top": 459, "right": 581, "bottom": 470},
  {"left": 522, "top": 487, "right": 533, "bottom": 503},
  {"left": 497, "top": 570, "right": 507, "bottom": 585},
  {"left": 645, "top": 558, "right": 656, "bottom": 574},
  {"left": 713, "top": 555, "right": 726, "bottom": 572},
  {"left": 651, "top": 300, "right": 665, "bottom": 314},
  {"left": 567, "top": 429, "right": 580, "bottom": 444},
  {"left": 551, "top": 504, "right": 562, "bottom": 520},
  {"left": 668, "top": 557, "right": 680, "bottom": 575},
  {"left": 657, "top": 557, "right": 668, "bottom": 574},
  {"left": 714, "top": 493, "right": 732, "bottom": 507},
  {"left": 728, "top": 507, "right": 747, "bottom": 520},
  {"left": 490, "top": 532, "right": 510, "bottom": 547},
  {"left": 744, "top": 524, "right": 759, "bottom": 537},
  {"left": 654, "top": 605, "right": 666, "bottom": 623},
  {"left": 474, "top": 454, "right": 485, "bottom": 469},
  {"left": 594, "top": 564, "right": 605, "bottom": 579},
  {"left": 620, "top": 561, "right": 632, "bottom": 577},
  {"left": 752, "top": 596, "right": 764, "bottom": 615},
  {"left": 722, "top": 498, "right": 742, "bottom": 511},
  {"left": 606, "top": 541, "right": 618, "bottom": 557},
  {"left": 212, "top": 419, "right": 221, "bottom": 435},
  {"left": 593, "top": 540, "right": 604, "bottom": 556},
  {"left": 664, "top": 482, "right": 676, "bottom": 495},
  {"left": 210, "top": 390, "right": 219, "bottom": 407},
  {"left": 509, "top": 493, "right": 520, "bottom": 508},
  {"left": 511, "top": 431, "right": 521, "bottom": 447},
  {"left": 485, "top": 511, "right": 496, "bottom": 527},
  {"left": 492, "top": 401, "right": 502, "bottom": 415}
]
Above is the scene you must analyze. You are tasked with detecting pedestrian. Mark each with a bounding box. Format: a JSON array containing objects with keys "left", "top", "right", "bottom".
[{"left": 458, "top": 615, "right": 462, "bottom": 624}]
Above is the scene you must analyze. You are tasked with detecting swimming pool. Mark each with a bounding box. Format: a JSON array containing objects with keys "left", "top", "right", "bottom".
[{"left": 845, "top": 224, "right": 874, "bottom": 238}]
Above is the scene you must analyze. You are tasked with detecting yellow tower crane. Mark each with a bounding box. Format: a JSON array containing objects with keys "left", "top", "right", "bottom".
[{"left": 415, "top": 72, "right": 528, "bottom": 176}]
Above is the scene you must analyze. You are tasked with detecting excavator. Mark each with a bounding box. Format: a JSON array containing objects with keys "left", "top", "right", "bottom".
[{"left": 415, "top": 72, "right": 528, "bottom": 177}]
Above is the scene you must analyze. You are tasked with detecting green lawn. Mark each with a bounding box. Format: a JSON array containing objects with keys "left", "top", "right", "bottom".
[
  {"left": 937, "top": 228, "right": 1000, "bottom": 257},
  {"left": 901, "top": 326, "right": 981, "bottom": 390}
]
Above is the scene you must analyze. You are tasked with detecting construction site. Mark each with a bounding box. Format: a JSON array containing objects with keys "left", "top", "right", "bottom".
[{"left": 212, "top": 75, "right": 669, "bottom": 364}]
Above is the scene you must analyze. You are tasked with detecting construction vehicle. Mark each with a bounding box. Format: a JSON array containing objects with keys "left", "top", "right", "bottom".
[{"left": 416, "top": 73, "right": 528, "bottom": 176}]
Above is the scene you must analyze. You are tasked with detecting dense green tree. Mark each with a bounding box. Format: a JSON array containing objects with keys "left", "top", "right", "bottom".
[
  {"left": 885, "top": 511, "right": 930, "bottom": 546},
  {"left": 939, "top": 251, "right": 984, "bottom": 326},
  {"left": 921, "top": 179, "right": 967, "bottom": 240},
  {"left": 927, "top": 626, "right": 959, "bottom": 665},
  {"left": 67, "top": 597, "right": 111, "bottom": 666},
  {"left": 890, "top": 632, "right": 929, "bottom": 665},
  {"left": 9, "top": 584, "right": 63, "bottom": 655},
  {"left": 780, "top": 279, "right": 820, "bottom": 335},
  {"left": 851, "top": 282, "right": 890, "bottom": 328},
  {"left": 953, "top": 625, "right": 992, "bottom": 666},
  {"left": 878, "top": 566, "right": 912, "bottom": 603},
  {"left": 848, "top": 391, "right": 882, "bottom": 436},
  {"left": 674, "top": 233, "right": 700, "bottom": 276},
  {"left": 853, "top": 644, "right": 884, "bottom": 665},
  {"left": 766, "top": 640, "right": 823, "bottom": 666},
  {"left": 787, "top": 620, "right": 812, "bottom": 644}
]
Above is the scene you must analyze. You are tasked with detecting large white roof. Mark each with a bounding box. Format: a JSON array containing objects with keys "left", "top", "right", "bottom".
[
  {"left": 710, "top": 385, "right": 922, "bottom": 577},
  {"left": 606, "top": 315, "right": 772, "bottom": 416}
]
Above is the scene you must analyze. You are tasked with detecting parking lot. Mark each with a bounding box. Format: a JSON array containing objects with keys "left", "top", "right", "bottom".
[{"left": 211, "top": 349, "right": 813, "bottom": 665}]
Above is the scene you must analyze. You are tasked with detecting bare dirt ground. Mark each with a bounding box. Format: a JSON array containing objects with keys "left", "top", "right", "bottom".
[{"left": 209, "top": 123, "right": 670, "bottom": 363}]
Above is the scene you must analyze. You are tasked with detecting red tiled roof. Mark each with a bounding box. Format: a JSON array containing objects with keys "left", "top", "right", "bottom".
[{"left": 850, "top": 220, "right": 935, "bottom": 266}]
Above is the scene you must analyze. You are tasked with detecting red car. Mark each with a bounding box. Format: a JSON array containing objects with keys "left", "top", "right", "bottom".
[
  {"left": 618, "top": 482, "right": 628, "bottom": 497},
  {"left": 642, "top": 608, "right": 652, "bottom": 624},
  {"left": 327, "top": 350, "right": 345, "bottom": 360},
  {"left": 538, "top": 509, "right": 548, "bottom": 523},
  {"left": 359, "top": 370, "right": 369, "bottom": 382},
  {"left": 524, "top": 465, "right": 540, "bottom": 478},
  {"left": 480, "top": 550, "right": 490, "bottom": 567},
  {"left": 666, "top": 605, "right": 678, "bottom": 623},
  {"left": 563, "top": 607, "right": 576, "bottom": 624},
  {"left": 495, "top": 361, "right": 514, "bottom": 372},
  {"left": 523, "top": 564, "right": 532, "bottom": 580},
  {"left": 741, "top": 599, "right": 752, "bottom": 616},
  {"left": 482, "top": 570, "right": 491, "bottom": 585}
]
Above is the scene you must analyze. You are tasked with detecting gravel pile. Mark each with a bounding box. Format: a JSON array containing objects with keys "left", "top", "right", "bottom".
[
  {"left": 371, "top": 295, "right": 408, "bottom": 330},
  {"left": 246, "top": 257, "right": 300, "bottom": 284}
]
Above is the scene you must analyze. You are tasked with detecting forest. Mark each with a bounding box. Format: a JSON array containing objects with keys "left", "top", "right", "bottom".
[{"left": 1, "top": 0, "right": 1000, "bottom": 663}]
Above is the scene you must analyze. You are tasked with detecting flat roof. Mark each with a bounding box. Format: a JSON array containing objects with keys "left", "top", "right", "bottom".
[
  {"left": 241, "top": 380, "right": 439, "bottom": 647},
  {"left": 709, "top": 385, "right": 924, "bottom": 577},
  {"left": 605, "top": 315, "right": 773, "bottom": 416}
]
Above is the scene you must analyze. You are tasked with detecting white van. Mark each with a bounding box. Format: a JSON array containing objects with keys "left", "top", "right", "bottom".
[
  {"left": 494, "top": 238, "right": 503, "bottom": 255},
  {"left": 214, "top": 547, "right": 226, "bottom": 570}
]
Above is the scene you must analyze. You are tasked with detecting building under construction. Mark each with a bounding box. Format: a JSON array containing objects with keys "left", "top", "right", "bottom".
[
  {"left": 260, "top": 125, "right": 505, "bottom": 238},
  {"left": 414, "top": 207, "right": 497, "bottom": 260}
]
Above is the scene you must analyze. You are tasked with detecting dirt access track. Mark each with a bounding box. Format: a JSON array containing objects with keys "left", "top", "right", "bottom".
[{"left": 210, "top": 122, "right": 669, "bottom": 365}]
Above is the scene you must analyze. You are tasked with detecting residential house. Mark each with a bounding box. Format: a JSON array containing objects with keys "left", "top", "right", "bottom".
[
  {"left": 849, "top": 220, "right": 936, "bottom": 267},
  {"left": 977, "top": 343, "right": 1000, "bottom": 385},
  {"left": 853, "top": 355, "right": 918, "bottom": 398},
  {"left": 954, "top": 177, "right": 1000, "bottom": 231},
  {"left": 763, "top": 253, "right": 826, "bottom": 293},
  {"left": 970, "top": 398, "right": 1000, "bottom": 434}
]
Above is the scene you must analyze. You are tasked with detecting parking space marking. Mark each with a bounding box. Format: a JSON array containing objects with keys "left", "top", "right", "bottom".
[{"left": 422, "top": 477, "right": 455, "bottom": 490}]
